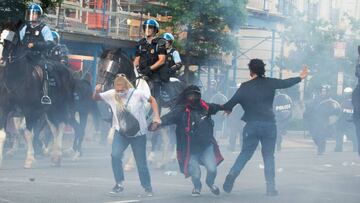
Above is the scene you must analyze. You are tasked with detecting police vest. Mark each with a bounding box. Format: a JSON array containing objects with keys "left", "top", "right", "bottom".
[
  {"left": 137, "top": 37, "right": 166, "bottom": 81},
  {"left": 22, "top": 23, "right": 46, "bottom": 46}
]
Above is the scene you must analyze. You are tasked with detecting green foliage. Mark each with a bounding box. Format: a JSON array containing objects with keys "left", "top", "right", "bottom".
[{"left": 148, "top": 0, "right": 248, "bottom": 62}]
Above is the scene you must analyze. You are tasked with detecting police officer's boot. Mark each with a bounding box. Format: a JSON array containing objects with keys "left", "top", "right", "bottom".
[
  {"left": 41, "top": 64, "right": 52, "bottom": 105},
  {"left": 266, "top": 182, "right": 278, "bottom": 196}
]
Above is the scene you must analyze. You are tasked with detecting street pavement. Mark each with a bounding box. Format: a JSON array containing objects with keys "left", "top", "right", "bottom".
[{"left": 0, "top": 133, "right": 359, "bottom": 203}]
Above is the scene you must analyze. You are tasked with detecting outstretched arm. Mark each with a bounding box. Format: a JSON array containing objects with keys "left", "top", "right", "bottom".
[{"left": 272, "top": 65, "right": 309, "bottom": 89}]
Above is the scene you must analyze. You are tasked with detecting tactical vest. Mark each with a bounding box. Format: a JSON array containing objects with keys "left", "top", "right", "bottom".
[
  {"left": 137, "top": 37, "right": 166, "bottom": 82},
  {"left": 22, "top": 23, "right": 46, "bottom": 46}
]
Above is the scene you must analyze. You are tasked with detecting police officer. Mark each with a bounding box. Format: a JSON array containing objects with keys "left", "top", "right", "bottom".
[
  {"left": 335, "top": 87, "right": 358, "bottom": 152},
  {"left": 20, "top": 3, "right": 55, "bottom": 59},
  {"left": 133, "top": 19, "right": 166, "bottom": 107},
  {"left": 273, "top": 91, "right": 293, "bottom": 151},
  {"left": 163, "top": 32, "right": 182, "bottom": 78},
  {"left": 19, "top": 3, "right": 55, "bottom": 104},
  {"left": 48, "top": 31, "right": 69, "bottom": 66},
  {"left": 304, "top": 85, "right": 341, "bottom": 155}
]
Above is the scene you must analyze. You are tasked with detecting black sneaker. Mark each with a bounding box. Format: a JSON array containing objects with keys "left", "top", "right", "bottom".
[
  {"left": 209, "top": 185, "right": 220, "bottom": 196},
  {"left": 223, "top": 174, "right": 235, "bottom": 193},
  {"left": 191, "top": 188, "right": 201, "bottom": 197},
  {"left": 109, "top": 184, "right": 124, "bottom": 195},
  {"left": 145, "top": 188, "right": 153, "bottom": 197}
]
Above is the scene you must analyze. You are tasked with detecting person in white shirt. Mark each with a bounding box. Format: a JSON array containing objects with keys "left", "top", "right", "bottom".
[{"left": 93, "top": 74, "right": 161, "bottom": 196}]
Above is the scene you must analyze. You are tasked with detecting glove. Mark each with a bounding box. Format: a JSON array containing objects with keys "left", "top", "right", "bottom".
[{"left": 140, "top": 66, "right": 153, "bottom": 76}]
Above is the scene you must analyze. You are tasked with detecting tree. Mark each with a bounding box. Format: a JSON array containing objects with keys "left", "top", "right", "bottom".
[{"left": 148, "top": 0, "right": 248, "bottom": 66}]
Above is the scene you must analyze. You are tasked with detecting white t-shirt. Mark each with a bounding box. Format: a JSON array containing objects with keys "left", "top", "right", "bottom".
[{"left": 100, "top": 88, "right": 151, "bottom": 136}]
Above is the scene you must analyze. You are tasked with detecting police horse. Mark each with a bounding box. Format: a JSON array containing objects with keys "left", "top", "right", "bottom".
[
  {"left": 96, "top": 48, "right": 184, "bottom": 168},
  {"left": 0, "top": 25, "right": 75, "bottom": 168}
]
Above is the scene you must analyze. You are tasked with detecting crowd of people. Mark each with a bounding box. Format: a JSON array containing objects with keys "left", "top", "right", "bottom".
[{"left": 1, "top": 2, "right": 359, "bottom": 199}]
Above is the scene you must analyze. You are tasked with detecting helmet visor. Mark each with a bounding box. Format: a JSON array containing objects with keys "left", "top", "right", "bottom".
[
  {"left": 26, "top": 10, "right": 40, "bottom": 22},
  {"left": 143, "top": 25, "right": 155, "bottom": 36}
]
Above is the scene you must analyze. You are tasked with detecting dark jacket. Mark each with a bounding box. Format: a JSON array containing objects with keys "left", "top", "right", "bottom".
[
  {"left": 224, "top": 77, "right": 301, "bottom": 123},
  {"left": 160, "top": 100, "right": 224, "bottom": 178}
]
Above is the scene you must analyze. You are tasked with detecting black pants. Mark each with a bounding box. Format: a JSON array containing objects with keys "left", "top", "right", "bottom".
[{"left": 353, "top": 119, "right": 360, "bottom": 156}]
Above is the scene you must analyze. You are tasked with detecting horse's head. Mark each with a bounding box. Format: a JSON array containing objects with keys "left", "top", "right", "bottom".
[{"left": 97, "top": 48, "right": 135, "bottom": 90}]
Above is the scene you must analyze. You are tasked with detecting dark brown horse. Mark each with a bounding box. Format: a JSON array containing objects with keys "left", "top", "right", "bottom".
[{"left": 0, "top": 22, "right": 75, "bottom": 168}]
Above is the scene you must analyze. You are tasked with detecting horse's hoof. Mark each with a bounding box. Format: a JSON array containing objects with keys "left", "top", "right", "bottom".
[
  {"left": 72, "top": 152, "right": 81, "bottom": 161},
  {"left": 51, "top": 157, "right": 61, "bottom": 167}
]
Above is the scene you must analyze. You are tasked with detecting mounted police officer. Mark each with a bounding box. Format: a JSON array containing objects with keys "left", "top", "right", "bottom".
[
  {"left": 335, "top": 87, "right": 358, "bottom": 152},
  {"left": 19, "top": 3, "right": 55, "bottom": 104},
  {"left": 133, "top": 19, "right": 166, "bottom": 107},
  {"left": 273, "top": 91, "right": 293, "bottom": 151},
  {"left": 163, "top": 32, "right": 182, "bottom": 78},
  {"left": 48, "top": 31, "right": 69, "bottom": 66}
]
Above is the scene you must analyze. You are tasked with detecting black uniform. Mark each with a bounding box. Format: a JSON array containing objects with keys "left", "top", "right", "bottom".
[
  {"left": 305, "top": 97, "right": 341, "bottom": 155},
  {"left": 135, "top": 37, "right": 167, "bottom": 106},
  {"left": 22, "top": 23, "right": 54, "bottom": 59},
  {"left": 165, "top": 48, "right": 182, "bottom": 78},
  {"left": 273, "top": 93, "right": 293, "bottom": 151},
  {"left": 335, "top": 97, "right": 358, "bottom": 152}
]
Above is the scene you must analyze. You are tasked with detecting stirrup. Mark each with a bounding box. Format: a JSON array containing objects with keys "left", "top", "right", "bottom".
[{"left": 41, "top": 96, "right": 52, "bottom": 105}]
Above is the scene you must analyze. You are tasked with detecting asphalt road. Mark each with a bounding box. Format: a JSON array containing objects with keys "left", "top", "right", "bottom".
[{"left": 0, "top": 133, "right": 359, "bottom": 203}]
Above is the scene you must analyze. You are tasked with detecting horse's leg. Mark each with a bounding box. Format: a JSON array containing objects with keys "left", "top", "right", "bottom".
[
  {"left": 0, "top": 128, "right": 6, "bottom": 168},
  {"left": 73, "top": 111, "right": 88, "bottom": 161},
  {"left": 47, "top": 119, "right": 64, "bottom": 167},
  {"left": 5, "top": 132, "right": 19, "bottom": 157},
  {"left": 23, "top": 128, "right": 35, "bottom": 169}
]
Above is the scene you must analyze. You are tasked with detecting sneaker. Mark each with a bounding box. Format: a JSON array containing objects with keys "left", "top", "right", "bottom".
[
  {"left": 223, "top": 174, "right": 235, "bottom": 193},
  {"left": 209, "top": 185, "right": 220, "bottom": 196},
  {"left": 145, "top": 188, "right": 153, "bottom": 197},
  {"left": 266, "top": 184, "right": 279, "bottom": 196},
  {"left": 109, "top": 184, "right": 124, "bottom": 195},
  {"left": 191, "top": 188, "right": 201, "bottom": 197},
  {"left": 266, "top": 188, "right": 279, "bottom": 196}
]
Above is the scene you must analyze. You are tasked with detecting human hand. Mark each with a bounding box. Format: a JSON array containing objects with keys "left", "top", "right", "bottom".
[
  {"left": 28, "top": 43, "right": 34, "bottom": 49},
  {"left": 300, "top": 65, "right": 309, "bottom": 80},
  {"left": 148, "top": 122, "right": 161, "bottom": 131},
  {"left": 95, "top": 84, "right": 102, "bottom": 93}
]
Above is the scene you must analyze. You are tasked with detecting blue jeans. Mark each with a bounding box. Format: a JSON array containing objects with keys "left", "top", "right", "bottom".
[
  {"left": 111, "top": 131, "right": 152, "bottom": 190},
  {"left": 229, "top": 121, "right": 277, "bottom": 185},
  {"left": 188, "top": 145, "right": 217, "bottom": 190}
]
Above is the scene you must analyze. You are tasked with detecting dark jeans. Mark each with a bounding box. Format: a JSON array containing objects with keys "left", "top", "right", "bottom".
[
  {"left": 229, "top": 121, "right": 277, "bottom": 185},
  {"left": 111, "top": 131, "right": 152, "bottom": 190},
  {"left": 188, "top": 145, "right": 217, "bottom": 190}
]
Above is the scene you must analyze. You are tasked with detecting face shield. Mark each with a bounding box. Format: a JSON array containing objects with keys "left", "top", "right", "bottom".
[
  {"left": 143, "top": 25, "right": 155, "bottom": 37},
  {"left": 26, "top": 10, "right": 40, "bottom": 22}
]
